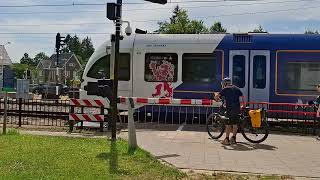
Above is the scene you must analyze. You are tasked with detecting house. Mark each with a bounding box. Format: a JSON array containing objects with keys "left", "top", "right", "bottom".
[
  {"left": 36, "top": 53, "right": 82, "bottom": 85},
  {"left": 0, "top": 45, "right": 14, "bottom": 89}
]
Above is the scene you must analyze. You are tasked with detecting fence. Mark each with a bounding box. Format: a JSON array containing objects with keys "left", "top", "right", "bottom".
[
  {"left": 0, "top": 97, "right": 319, "bottom": 134},
  {"left": 247, "top": 102, "right": 319, "bottom": 134},
  {"left": 118, "top": 97, "right": 319, "bottom": 134},
  {"left": 0, "top": 98, "right": 70, "bottom": 127}
]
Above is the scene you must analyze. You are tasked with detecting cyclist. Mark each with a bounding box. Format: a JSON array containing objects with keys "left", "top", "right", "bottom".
[{"left": 214, "top": 77, "right": 244, "bottom": 145}]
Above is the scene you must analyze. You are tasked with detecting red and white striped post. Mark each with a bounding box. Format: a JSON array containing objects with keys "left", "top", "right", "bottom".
[{"left": 69, "top": 99, "right": 107, "bottom": 133}]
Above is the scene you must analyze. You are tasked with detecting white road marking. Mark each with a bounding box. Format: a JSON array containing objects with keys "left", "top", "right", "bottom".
[{"left": 177, "top": 122, "right": 186, "bottom": 131}]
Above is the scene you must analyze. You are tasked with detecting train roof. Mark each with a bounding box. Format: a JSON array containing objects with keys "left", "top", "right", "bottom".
[{"left": 96, "top": 33, "right": 320, "bottom": 52}]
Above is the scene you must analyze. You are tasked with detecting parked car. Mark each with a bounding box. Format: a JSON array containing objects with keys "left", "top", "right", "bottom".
[{"left": 32, "top": 83, "right": 69, "bottom": 99}]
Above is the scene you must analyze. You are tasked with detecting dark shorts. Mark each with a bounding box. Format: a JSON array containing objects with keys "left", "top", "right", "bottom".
[{"left": 225, "top": 109, "right": 240, "bottom": 125}]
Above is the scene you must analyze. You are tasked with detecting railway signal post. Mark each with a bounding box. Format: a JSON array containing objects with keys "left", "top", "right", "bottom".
[{"left": 55, "top": 33, "right": 65, "bottom": 98}]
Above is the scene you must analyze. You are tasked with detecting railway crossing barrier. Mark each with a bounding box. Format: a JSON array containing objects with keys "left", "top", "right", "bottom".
[{"left": 69, "top": 99, "right": 108, "bottom": 132}]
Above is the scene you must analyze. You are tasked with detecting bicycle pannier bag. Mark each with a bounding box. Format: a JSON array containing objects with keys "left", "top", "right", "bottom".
[{"left": 249, "top": 109, "right": 262, "bottom": 128}]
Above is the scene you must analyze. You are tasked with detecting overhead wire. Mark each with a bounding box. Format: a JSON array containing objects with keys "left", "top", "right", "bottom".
[
  {"left": 0, "top": 2, "right": 320, "bottom": 27},
  {"left": 0, "top": 1, "right": 243, "bottom": 8},
  {"left": 1, "top": 0, "right": 318, "bottom": 36},
  {"left": 0, "top": 0, "right": 316, "bottom": 14},
  {"left": 0, "top": 32, "right": 111, "bottom": 35}
]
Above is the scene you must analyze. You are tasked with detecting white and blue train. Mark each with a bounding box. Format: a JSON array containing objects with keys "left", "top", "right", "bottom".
[{"left": 81, "top": 33, "right": 320, "bottom": 107}]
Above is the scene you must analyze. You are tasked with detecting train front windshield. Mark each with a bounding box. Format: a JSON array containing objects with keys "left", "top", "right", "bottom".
[{"left": 86, "top": 55, "right": 111, "bottom": 79}]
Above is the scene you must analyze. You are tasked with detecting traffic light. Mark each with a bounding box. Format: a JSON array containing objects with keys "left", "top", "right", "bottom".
[
  {"left": 144, "top": 0, "right": 167, "bottom": 4},
  {"left": 55, "top": 33, "right": 65, "bottom": 51},
  {"left": 107, "top": 3, "right": 120, "bottom": 20}
]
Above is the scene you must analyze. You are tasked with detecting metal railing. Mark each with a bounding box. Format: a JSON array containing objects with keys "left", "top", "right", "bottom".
[
  {"left": 1, "top": 97, "right": 319, "bottom": 134},
  {"left": 0, "top": 98, "right": 70, "bottom": 127}
]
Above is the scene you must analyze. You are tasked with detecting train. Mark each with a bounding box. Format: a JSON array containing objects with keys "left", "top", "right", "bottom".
[{"left": 80, "top": 33, "right": 320, "bottom": 108}]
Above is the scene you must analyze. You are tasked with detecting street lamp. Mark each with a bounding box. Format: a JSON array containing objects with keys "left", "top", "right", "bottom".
[{"left": 0, "top": 42, "right": 11, "bottom": 91}]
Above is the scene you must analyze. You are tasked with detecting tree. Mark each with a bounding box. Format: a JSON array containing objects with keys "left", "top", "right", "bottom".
[
  {"left": 158, "top": 5, "right": 208, "bottom": 34},
  {"left": 11, "top": 63, "right": 36, "bottom": 79},
  {"left": 252, "top": 25, "right": 265, "bottom": 32},
  {"left": 209, "top": 22, "right": 227, "bottom": 33},
  {"left": 20, "top": 53, "right": 33, "bottom": 66},
  {"left": 61, "top": 34, "right": 94, "bottom": 66},
  {"left": 81, "top": 37, "right": 95, "bottom": 65},
  {"left": 33, "top": 52, "right": 49, "bottom": 66},
  {"left": 305, "top": 29, "right": 319, "bottom": 34}
]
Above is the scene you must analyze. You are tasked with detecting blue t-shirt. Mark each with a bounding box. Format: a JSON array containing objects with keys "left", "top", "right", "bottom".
[{"left": 219, "top": 85, "right": 243, "bottom": 112}]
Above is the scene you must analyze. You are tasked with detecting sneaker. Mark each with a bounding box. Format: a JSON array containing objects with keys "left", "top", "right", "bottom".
[
  {"left": 221, "top": 138, "right": 230, "bottom": 145},
  {"left": 230, "top": 136, "right": 237, "bottom": 144}
]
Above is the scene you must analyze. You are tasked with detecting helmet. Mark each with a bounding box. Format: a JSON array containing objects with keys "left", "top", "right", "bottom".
[{"left": 221, "top": 77, "right": 231, "bottom": 87}]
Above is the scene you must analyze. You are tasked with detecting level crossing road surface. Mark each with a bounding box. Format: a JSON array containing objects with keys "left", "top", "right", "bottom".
[{"left": 120, "top": 125, "right": 320, "bottom": 179}]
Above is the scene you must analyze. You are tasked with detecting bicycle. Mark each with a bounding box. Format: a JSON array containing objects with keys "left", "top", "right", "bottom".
[{"left": 206, "top": 102, "right": 269, "bottom": 144}]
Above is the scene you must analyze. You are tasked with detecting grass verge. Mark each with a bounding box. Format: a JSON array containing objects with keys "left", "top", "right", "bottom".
[
  {"left": 0, "top": 134, "right": 185, "bottom": 179},
  {"left": 0, "top": 128, "right": 20, "bottom": 136},
  {"left": 0, "top": 133, "right": 294, "bottom": 180}
]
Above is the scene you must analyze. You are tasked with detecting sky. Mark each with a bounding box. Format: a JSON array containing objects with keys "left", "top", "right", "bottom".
[{"left": 0, "top": 0, "right": 320, "bottom": 63}]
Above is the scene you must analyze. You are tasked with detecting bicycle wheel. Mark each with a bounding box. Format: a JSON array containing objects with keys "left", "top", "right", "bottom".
[
  {"left": 206, "top": 113, "right": 225, "bottom": 139},
  {"left": 241, "top": 117, "right": 269, "bottom": 143}
]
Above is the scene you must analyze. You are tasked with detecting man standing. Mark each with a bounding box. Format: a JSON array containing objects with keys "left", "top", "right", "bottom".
[{"left": 214, "top": 77, "right": 243, "bottom": 145}]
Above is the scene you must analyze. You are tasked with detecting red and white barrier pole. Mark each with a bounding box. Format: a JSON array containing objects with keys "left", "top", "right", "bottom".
[{"left": 118, "top": 97, "right": 222, "bottom": 106}]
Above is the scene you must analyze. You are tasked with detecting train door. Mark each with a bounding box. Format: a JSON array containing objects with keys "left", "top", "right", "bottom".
[
  {"left": 249, "top": 50, "right": 270, "bottom": 102},
  {"left": 229, "top": 50, "right": 249, "bottom": 101}
]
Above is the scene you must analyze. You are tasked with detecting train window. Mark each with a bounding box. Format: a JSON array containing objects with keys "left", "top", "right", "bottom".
[
  {"left": 87, "top": 55, "right": 110, "bottom": 79},
  {"left": 144, "top": 53, "right": 178, "bottom": 82},
  {"left": 253, "top": 55, "right": 266, "bottom": 89},
  {"left": 118, "top": 53, "right": 131, "bottom": 81},
  {"left": 232, "top": 55, "right": 246, "bottom": 88},
  {"left": 282, "top": 62, "right": 320, "bottom": 92},
  {"left": 182, "top": 53, "right": 217, "bottom": 83},
  {"left": 87, "top": 53, "right": 130, "bottom": 80}
]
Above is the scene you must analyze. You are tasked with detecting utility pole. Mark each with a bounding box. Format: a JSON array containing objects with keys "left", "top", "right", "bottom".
[
  {"left": 2, "top": 91, "right": 7, "bottom": 135},
  {"left": 56, "top": 45, "right": 59, "bottom": 97},
  {"left": 110, "top": 0, "right": 122, "bottom": 141}
]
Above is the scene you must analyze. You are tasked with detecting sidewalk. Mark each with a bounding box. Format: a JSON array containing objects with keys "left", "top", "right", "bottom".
[{"left": 120, "top": 125, "right": 320, "bottom": 179}]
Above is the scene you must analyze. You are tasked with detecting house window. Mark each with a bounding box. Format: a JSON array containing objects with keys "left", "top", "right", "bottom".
[
  {"left": 182, "top": 53, "right": 217, "bottom": 83},
  {"left": 69, "top": 63, "right": 74, "bottom": 67},
  {"left": 144, "top": 53, "right": 178, "bottom": 82}
]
